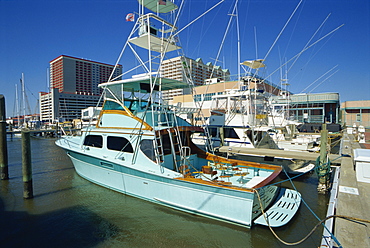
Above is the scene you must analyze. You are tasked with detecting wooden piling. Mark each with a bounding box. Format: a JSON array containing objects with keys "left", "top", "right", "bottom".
[
  {"left": 317, "top": 123, "right": 329, "bottom": 193},
  {"left": 0, "top": 94, "right": 9, "bottom": 180},
  {"left": 9, "top": 124, "right": 13, "bottom": 141},
  {"left": 22, "top": 129, "right": 33, "bottom": 199}
]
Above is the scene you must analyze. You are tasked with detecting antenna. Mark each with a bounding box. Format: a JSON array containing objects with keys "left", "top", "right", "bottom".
[{"left": 254, "top": 26, "right": 258, "bottom": 59}]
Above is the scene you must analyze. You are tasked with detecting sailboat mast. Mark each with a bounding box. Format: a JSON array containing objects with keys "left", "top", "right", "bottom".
[
  {"left": 236, "top": 3, "right": 240, "bottom": 85},
  {"left": 15, "top": 84, "right": 20, "bottom": 127},
  {"left": 21, "top": 73, "right": 26, "bottom": 125}
]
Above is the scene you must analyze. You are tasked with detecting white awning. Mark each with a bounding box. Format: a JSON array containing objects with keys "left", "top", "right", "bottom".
[{"left": 241, "top": 59, "right": 265, "bottom": 69}]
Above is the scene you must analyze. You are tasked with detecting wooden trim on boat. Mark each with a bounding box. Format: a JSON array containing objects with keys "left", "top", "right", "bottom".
[
  {"left": 187, "top": 135, "right": 282, "bottom": 189},
  {"left": 252, "top": 168, "right": 281, "bottom": 189},
  {"left": 174, "top": 177, "right": 255, "bottom": 192}
]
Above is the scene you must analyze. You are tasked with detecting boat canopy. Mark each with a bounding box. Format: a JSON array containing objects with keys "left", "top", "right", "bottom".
[
  {"left": 129, "top": 33, "right": 180, "bottom": 52},
  {"left": 99, "top": 75, "right": 190, "bottom": 93},
  {"left": 137, "top": 0, "right": 178, "bottom": 13},
  {"left": 241, "top": 59, "right": 266, "bottom": 69}
]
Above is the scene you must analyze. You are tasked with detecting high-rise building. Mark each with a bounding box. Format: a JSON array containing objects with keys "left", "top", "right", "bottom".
[
  {"left": 39, "top": 55, "right": 122, "bottom": 122},
  {"left": 161, "top": 56, "right": 230, "bottom": 100}
]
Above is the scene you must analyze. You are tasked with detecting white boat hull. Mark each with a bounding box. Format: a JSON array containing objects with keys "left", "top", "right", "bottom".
[{"left": 67, "top": 151, "right": 261, "bottom": 227}]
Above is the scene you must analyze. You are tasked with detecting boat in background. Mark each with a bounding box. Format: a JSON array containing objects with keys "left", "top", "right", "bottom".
[
  {"left": 55, "top": 0, "right": 301, "bottom": 228},
  {"left": 189, "top": 74, "right": 316, "bottom": 174}
]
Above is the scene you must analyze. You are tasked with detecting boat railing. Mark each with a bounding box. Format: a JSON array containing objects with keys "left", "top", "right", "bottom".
[
  {"left": 58, "top": 135, "right": 80, "bottom": 149},
  {"left": 59, "top": 125, "right": 68, "bottom": 136},
  {"left": 150, "top": 103, "right": 175, "bottom": 127}
]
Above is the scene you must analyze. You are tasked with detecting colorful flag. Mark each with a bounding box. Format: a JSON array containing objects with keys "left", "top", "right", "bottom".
[
  {"left": 126, "top": 13, "right": 135, "bottom": 22},
  {"left": 159, "top": 0, "right": 167, "bottom": 5}
]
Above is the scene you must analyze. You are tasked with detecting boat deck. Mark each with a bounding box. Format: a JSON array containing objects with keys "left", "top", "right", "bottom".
[{"left": 218, "top": 146, "right": 342, "bottom": 165}]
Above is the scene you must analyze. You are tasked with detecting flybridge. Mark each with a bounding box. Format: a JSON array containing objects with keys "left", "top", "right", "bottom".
[
  {"left": 137, "top": 0, "right": 178, "bottom": 13},
  {"left": 129, "top": 13, "right": 181, "bottom": 53},
  {"left": 128, "top": 0, "right": 180, "bottom": 52}
]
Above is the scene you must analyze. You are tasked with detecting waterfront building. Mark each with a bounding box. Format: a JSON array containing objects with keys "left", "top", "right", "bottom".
[
  {"left": 161, "top": 56, "right": 230, "bottom": 100},
  {"left": 340, "top": 100, "right": 370, "bottom": 128},
  {"left": 270, "top": 92, "right": 340, "bottom": 124},
  {"left": 39, "top": 55, "right": 122, "bottom": 122}
]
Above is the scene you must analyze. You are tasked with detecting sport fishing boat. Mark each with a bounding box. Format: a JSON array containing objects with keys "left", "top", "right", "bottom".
[{"left": 55, "top": 0, "right": 301, "bottom": 228}]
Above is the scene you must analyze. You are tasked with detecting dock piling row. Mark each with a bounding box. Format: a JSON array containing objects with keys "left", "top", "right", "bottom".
[
  {"left": 22, "top": 129, "right": 33, "bottom": 199},
  {"left": 0, "top": 94, "right": 9, "bottom": 180},
  {"left": 317, "top": 124, "right": 330, "bottom": 193}
]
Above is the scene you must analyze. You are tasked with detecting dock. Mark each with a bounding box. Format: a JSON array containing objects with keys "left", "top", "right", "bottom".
[
  {"left": 328, "top": 132, "right": 370, "bottom": 248},
  {"left": 6, "top": 128, "right": 81, "bottom": 137},
  {"left": 218, "top": 132, "right": 370, "bottom": 247}
]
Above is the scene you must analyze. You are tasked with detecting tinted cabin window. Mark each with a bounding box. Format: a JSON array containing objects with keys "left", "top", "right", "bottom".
[
  {"left": 140, "top": 139, "right": 155, "bottom": 161},
  {"left": 159, "top": 134, "right": 175, "bottom": 155},
  {"left": 107, "top": 136, "right": 133, "bottom": 153},
  {"left": 224, "top": 128, "right": 239, "bottom": 139},
  {"left": 124, "top": 100, "right": 149, "bottom": 112},
  {"left": 103, "top": 100, "right": 124, "bottom": 110},
  {"left": 83, "top": 135, "right": 103, "bottom": 148},
  {"left": 209, "top": 127, "right": 217, "bottom": 137}
]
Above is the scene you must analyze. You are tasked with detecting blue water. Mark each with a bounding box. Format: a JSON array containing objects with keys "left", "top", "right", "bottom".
[{"left": 0, "top": 137, "right": 328, "bottom": 247}]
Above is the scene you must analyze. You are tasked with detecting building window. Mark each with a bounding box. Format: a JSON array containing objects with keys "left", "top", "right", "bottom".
[
  {"left": 204, "top": 93, "right": 216, "bottom": 101},
  {"left": 356, "top": 113, "right": 361, "bottom": 122},
  {"left": 194, "top": 94, "right": 202, "bottom": 102}
]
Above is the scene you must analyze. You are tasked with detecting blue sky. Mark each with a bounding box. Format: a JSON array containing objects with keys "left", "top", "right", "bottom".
[{"left": 1, "top": 0, "right": 369, "bottom": 118}]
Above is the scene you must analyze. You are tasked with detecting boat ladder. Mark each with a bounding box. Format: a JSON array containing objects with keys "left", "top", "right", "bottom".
[
  {"left": 203, "top": 125, "right": 214, "bottom": 153},
  {"left": 168, "top": 128, "right": 191, "bottom": 175},
  {"left": 154, "top": 133, "right": 165, "bottom": 165}
]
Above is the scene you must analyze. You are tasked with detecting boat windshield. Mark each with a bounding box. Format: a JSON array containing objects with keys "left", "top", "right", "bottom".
[
  {"left": 103, "top": 100, "right": 124, "bottom": 111},
  {"left": 102, "top": 99, "right": 149, "bottom": 113},
  {"left": 124, "top": 99, "right": 149, "bottom": 113}
]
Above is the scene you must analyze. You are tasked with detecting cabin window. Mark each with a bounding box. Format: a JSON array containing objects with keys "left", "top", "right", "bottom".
[
  {"left": 83, "top": 135, "right": 103, "bottom": 148},
  {"left": 124, "top": 100, "right": 149, "bottom": 112},
  {"left": 107, "top": 136, "right": 133, "bottom": 153},
  {"left": 103, "top": 100, "right": 124, "bottom": 111},
  {"left": 207, "top": 127, "right": 239, "bottom": 139},
  {"left": 140, "top": 139, "right": 155, "bottom": 161},
  {"left": 208, "top": 127, "right": 218, "bottom": 137},
  {"left": 224, "top": 128, "right": 239, "bottom": 139},
  {"left": 160, "top": 134, "right": 175, "bottom": 155}
]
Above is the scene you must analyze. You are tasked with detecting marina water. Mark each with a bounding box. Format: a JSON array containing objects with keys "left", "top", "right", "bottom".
[{"left": 0, "top": 137, "right": 329, "bottom": 247}]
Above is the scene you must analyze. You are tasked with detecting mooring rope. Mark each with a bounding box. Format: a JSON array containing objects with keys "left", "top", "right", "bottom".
[{"left": 254, "top": 189, "right": 370, "bottom": 246}]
